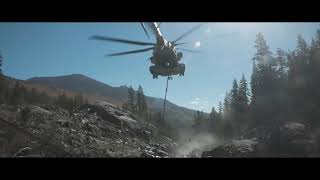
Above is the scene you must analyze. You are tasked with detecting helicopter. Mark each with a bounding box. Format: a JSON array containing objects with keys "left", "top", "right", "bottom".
[{"left": 90, "top": 22, "right": 202, "bottom": 79}]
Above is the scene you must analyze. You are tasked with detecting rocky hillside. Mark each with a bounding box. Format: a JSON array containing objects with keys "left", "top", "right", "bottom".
[
  {"left": 0, "top": 102, "right": 177, "bottom": 157},
  {"left": 26, "top": 74, "right": 200, "bottom": 127}
]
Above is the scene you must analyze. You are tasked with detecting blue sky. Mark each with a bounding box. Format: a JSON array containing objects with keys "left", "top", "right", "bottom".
[{"left": 0, "top": 22, "right": 319, "bottom": 112}]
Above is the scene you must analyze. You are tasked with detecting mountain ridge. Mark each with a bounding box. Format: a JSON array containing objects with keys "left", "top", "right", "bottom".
[{"left": 26, "top": 74, "right": 203, "bottom": 127}]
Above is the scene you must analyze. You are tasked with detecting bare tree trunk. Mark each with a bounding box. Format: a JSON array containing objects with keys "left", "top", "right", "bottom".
[
  {"left": 12, "top": 147, "right": 31, "bottom": 157},
  {"left": 120, "top": 119, "right": 125, "bottom": 157}
]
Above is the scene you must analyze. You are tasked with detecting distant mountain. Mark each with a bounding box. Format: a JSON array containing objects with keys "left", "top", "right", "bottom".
[
  {"left": 27, "top": 74, "right": 128, "bottom": 102},
  {"left": 26, "top": 74, "right": 202, "bottom": 127}
]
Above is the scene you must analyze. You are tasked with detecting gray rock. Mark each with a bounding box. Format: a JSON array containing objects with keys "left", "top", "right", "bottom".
[
  {"left": 280, "top": 122, "right": 307, "bottom": 141},
  {"left": 202, "top": 138, "right": 260, "bottom": 157},
  {"left": 0, "top": 103, "right": 176, "bottom": 157},
  {"left": 203, "top": 122, "right": 316, "bottom": 157}
]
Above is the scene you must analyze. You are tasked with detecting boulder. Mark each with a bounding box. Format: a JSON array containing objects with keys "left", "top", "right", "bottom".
[
  {"left": 202, "top": 138, "right": 261, "bottom": 157},
  {"left": 275, "top": 122, "right": 316, "bottom": 156},
  {"left": 18, "top": 105, "right": 52, "bottom": 126},
  {"left": 77, "top": 103, "right": 138, "bottom": 130},
  {"left": 280, "top": 122, "right": 307, "bottom": 141},
  {"left": 203, "top": 122, "right": 316, "bottom": 157}
]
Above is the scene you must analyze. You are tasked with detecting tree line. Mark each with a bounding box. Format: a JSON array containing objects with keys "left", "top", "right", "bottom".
[
  {"left": 193, "top": 29, "right": 320, "bottom": 139},
  {"left": 123, "top": 85, "right": 148, "bottom": 116},
  {"left": 123, "top": 85, "right": 175, "bottom": 137}
]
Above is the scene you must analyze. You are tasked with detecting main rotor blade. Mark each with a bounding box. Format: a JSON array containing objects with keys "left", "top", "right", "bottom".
[
  {"left": 90, "top": 35, "right": 155, "bottom": 46},
  {"left": 173, "top": 24, "right": 203, "bottom": 44},
  {"left": 177, "top": 48, "right": 203, "bottom": 53},
  {"left": 141, "top": 22, "right": 150, "bottom": 39},
  {"left": 106, "top": 47, "right": 154, "bottom": 57},
  {"left": 174, "top": 42, "right": 189, "bottom": 46}
]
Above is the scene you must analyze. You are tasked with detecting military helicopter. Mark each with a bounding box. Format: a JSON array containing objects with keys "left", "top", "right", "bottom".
[{"left": 90, "top": 22, "right": 202, "bottom": 79}]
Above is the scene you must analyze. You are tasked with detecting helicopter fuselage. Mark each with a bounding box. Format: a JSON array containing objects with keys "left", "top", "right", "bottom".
[
  {"left": 149, "top": 31, "right": 184, "bottom": 78},
  {"left": 150, "top": 29, "right": 183, "bottom": 68},
  {"left": 91, "top": 22, "right": 202, "bottom": 79}
]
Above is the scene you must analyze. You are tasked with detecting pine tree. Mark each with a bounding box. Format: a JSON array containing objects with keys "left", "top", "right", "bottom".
[
  {"left": 286, "top": 34, "right": 320, "bottom": 127},
  {"left": 10, "top": 82, "right": 24, "bottom": 105},
  {"left": 0, "top": 52, "right": 3, "bottom": 75},
  {"left": 316, "top": 29, "right": 320, "bottom": 47},
  {"left": 209, "top": 106, "right": 222, "bottom": 133},
  {"left": 294, "top": 34, "right": 310, "bottom": 89},
  {"left": 238, "top": 74, "right": 249, "bottom": 109},
  {"left": 253, "top": 32, "right": 273, "bottom": 70},
  {"left": 39, "top": 91, "right": 51, "bottom": 104},
  {"left": 275, "top": 48, "right": 288, "bottom": 80},
  {"left": 287, "top": 50, "right": 297, "bottom": 86},
  {"left": 20, "top": 85, "right": 27, "bottom": 104},
  {"left": 0, "top": 79, "right": 6, "bottom": 103},
  {"left": 230, "top": 78, "right": 245, "bottom": 135},
  {"left": 230, "top": 79, "right": 239, "bottom": 117},
  {"left": 136, "top": 85, "right": 147, "bottom": 115},
  {"left": 296, "top": 34, "right": 310, "bottom": 63},
  {"left": 238, "top": 74, "right": 250, "bottom": 132},
  {"left": 127, "top": 86, "right": 136, "bottom": 113},
  {"left": 74, "top": 93, "right": 84, "bottom": 107},
  {"left": 29, "top": 88, "right": 38, "bottom": 104},
  {"left": 250, "top": 32, "right": 280, "bottom": 127},
  {"left": 287, "top": 35, "right": 311, "bottom": 123},
  {"left": 0, "top": 52, "right": 5, "bottom": 103},
  {"left": 239, "top": 75, "right": 249, "bottom": 116},
  {"left": 218, "top": 101, "right": 223, "bottom": 116},
  {"left": 192, "top": 110, "right": 205, "bottom": 129},
  {"left": 208, "top": 107, "right": 218, "bottom": 122},
  {"left": 308, "top": 30, "right": 320, "bottom": 128},
  {"left": 250, "top": 60, "right": 258, "bottom": 105},
  {"left": 56, "top": 92, "right": 72, "bottom": 111},
  {"left": 223, "top": 91, "right": 231, "bottom": 117},
  {"left": 274, "top": 48, "right": 290, "bottom": 123}
]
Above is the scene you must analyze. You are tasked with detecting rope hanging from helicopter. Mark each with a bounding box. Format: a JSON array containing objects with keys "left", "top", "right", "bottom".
[{"left": 162, "top": 76, "right": 171, "bottom": 122}]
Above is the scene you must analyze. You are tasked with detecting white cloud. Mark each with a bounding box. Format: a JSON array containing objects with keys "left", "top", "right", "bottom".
[
  {"left": 194, "top": 41, "right": 201, "bottom": 48},
  {"left": 190, "top": 101, "right": 200, "bottom": 105},
  {"left": 189, "top": 97, "right": 201, "bottom": 106},
  {"left": 188, "top": 97, "right": 210, "bottom": 112}
]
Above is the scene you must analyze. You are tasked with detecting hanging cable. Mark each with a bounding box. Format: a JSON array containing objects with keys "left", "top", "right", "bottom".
[{"left": 162, "top": 76, "right": 170, "bottom": 122}]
